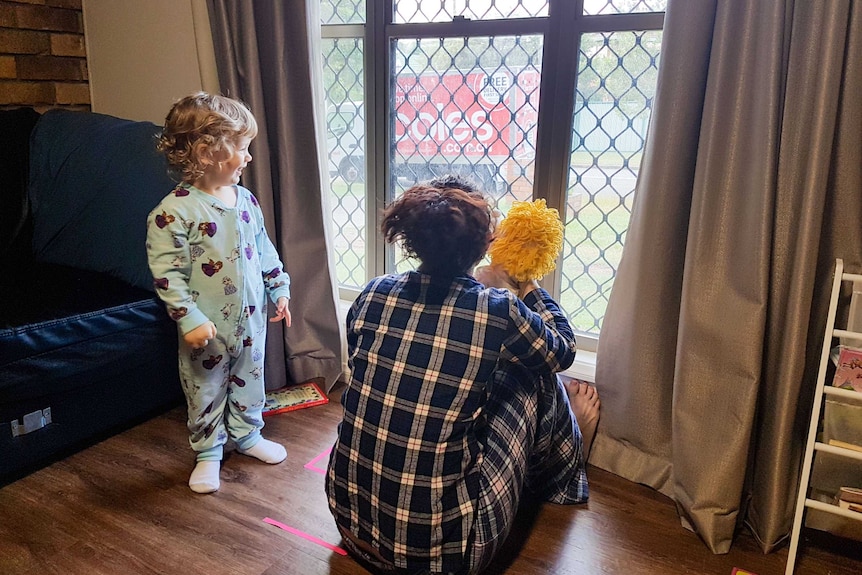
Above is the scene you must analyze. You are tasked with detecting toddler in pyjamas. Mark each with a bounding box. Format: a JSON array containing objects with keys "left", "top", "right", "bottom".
[{"left": 146, "top": 92, "right": 291, "bottom": 494}]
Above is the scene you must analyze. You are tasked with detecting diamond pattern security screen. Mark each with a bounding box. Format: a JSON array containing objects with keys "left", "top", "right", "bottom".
[
  {"left": 318, "top": 1, "right": 665, "bottom": 348},
  {"left": 390, "top": 35, "right": 542, "bottom": 210},
  {"left": 583, "top": 0, "right": 667, "bottom": 15},
  {"left": 560, "top": 30, "right": 661, "bottom": 335},
  {"left": 394, "top": 0, "right": 548, "bottom": 23},
  {"left": 388, "top": 35, "right": 542, "bottom": 272},
  {"left": 321, "top": 0, "right": 365, "bottom": 25},
  {"left": 322, "top": 37, "right": 367, "bottom": 290}
]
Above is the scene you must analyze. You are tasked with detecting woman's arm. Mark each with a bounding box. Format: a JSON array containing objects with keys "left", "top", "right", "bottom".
[{"left": 499, "top": 287, "right": 577, "bottom": 374}]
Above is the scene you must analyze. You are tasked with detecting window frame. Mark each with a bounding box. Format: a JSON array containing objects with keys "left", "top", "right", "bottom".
[{"left": 322, "top": 0, "right": 665, "bottom": 355}]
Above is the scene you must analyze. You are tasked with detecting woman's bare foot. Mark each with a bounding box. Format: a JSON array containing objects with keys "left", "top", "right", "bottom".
[{"left": 564, "top": 380, "right": 601, "bottom": 461}]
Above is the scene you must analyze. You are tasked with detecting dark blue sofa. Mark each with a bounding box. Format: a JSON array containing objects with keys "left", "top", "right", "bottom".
[{"left": 0, "top": 108, "right": 184, "bottom": 485}]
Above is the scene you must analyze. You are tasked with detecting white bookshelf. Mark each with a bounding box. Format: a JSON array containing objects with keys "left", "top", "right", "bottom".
[{"left": 786, "top": 259, "right": 862, "bottom": 574}]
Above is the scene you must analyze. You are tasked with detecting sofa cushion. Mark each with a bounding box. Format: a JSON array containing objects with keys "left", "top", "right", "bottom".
[
  {"left": 0, "top": 262, "right": 176, "bottom": 404},
  {"left": 28, "top": 110, "right": 176, "bottom": 291}
]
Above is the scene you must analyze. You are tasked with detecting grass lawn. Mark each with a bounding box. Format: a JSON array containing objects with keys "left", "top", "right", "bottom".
[{"left": 328, "top": 177, "right": 634, "bottom": 335}]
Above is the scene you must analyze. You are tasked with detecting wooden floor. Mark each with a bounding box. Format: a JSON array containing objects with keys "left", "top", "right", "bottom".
[{"left": 1, "top": 383, "right": 860, "bottom": 575}]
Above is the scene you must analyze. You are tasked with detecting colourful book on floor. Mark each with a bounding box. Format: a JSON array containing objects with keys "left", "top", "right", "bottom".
[
  {"left": 832, "top": 346, "right": 862, "bottom": 392},
  {"left": 263, "top": 382, "right": 329, "bottom": 416}
]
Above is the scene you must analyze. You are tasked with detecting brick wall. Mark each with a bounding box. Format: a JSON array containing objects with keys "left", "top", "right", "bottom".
[{"left": 0, "top": 0, "right": 89, "bottom": 111}]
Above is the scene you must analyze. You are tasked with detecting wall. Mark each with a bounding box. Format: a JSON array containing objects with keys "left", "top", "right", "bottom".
[
  {"left": 81, "top": 0, "right": 218, "bottom": 124},
  {"left": 0, "top": 0, "right": 90, "bottom": 111}
]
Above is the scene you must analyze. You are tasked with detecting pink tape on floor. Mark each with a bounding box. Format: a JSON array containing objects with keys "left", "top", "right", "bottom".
[
  {"left": 263, "top": 517, "right": 347, "bottom": 555},
  {"left": 304, "top": 446, "right": 332, "bottom": 475}
]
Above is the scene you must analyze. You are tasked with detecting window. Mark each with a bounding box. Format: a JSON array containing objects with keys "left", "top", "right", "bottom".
[
  {"left": 389, "top": 35, "right": 542, "bottom": 209},
  {"left": 562, "top": 28, "right": 662, "bottom": 334},
  {"left": 321, "top": 1, "right": 367, "bottom": 292},
  {"left": 321, "top": 0, "right": 666, "bottom": 352}
]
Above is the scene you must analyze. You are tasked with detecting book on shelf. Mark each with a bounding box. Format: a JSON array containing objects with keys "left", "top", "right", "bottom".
[
  {"left": 837, "top": 500, "right": 862, "bottom": 513},
  {"left": 828, "top": 439, "right": 862, "bottom": 453},
  {"left": 838, "top": 486, "right": 862, "bottom": 505},
  {"left": 830, "top": 486, "right": 862, "bottom": 513},
  {"left": 831, "top": 346, "right": 862, "bottom": 392}
]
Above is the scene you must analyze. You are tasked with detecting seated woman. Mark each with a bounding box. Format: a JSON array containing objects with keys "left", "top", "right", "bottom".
[{"left": 325, "top": 177, "right": 600, "bottom": 575}]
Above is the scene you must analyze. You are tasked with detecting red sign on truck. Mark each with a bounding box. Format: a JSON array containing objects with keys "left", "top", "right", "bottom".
[
  {"left": 393, "top": 69, "right": 539, "bottom": 162},
  {"left": 328, "top": 68, "right": 540, "bottom": 193}
]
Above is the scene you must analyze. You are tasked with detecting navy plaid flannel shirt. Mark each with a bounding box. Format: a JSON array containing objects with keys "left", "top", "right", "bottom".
[{"left": 326, "top": 271, "right": 576, "bottom": 573}]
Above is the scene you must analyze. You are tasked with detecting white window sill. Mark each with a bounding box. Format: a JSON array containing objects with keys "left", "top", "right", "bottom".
[{"left": 563, "top": 349, "right": 596, "bottom": 383}]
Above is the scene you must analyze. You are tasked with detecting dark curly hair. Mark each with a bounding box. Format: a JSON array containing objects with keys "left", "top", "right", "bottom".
[
  {"left": 428, "top": 174, "right": 480, "bottom": 195},
  {"left": 382, "top": 180, "right": 492, "bottom": 277}
]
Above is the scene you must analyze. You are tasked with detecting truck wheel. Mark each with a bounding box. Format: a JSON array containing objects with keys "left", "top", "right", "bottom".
[{"left": 339, "top": 157, "right": 364, "bottom": 183}]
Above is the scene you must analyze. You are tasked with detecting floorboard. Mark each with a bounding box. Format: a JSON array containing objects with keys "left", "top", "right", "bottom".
[{"left": 1, "top": 384, "right": 859, "bottom": 575}]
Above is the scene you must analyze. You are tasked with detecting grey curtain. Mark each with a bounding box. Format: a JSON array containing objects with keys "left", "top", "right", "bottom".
[
  {"left": 207, "top": 0, "right": 344, "bottom": 391},
  {"left": 593, "top": 0, "right": 862, "bottom": 554}
]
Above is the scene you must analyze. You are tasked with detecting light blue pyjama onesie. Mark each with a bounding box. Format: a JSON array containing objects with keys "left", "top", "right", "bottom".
[{"left": 146, "top": 183, "right": 291, "bottom": 461}]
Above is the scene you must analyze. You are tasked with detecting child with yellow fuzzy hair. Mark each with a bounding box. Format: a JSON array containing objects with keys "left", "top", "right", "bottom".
[
  {"left": 429, "top": 174, "right": 600, "bottom": 458},
  {"left": 479, "top": 197, "right": 564, "bottom": 294}
]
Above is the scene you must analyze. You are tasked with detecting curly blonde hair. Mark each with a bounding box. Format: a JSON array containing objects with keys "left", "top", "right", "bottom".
[
  {"left": 157, "top": 92, "right": 258, "bottom": 183},
  {"left": 487, "top": 199, "right": 564, "bottom": 282}
]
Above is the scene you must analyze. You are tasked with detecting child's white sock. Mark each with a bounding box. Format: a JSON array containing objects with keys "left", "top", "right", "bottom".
[
  {"left": 188, "top": 460, "right": 220, "bottom": 493},
  {"left": 237, "top": 438, "right": 287, "bottom": 464}
]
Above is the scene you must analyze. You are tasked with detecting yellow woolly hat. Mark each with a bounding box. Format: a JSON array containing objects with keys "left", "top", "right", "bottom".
[{"left": 487, "top": 199, "right": 564, "bottom": 282}]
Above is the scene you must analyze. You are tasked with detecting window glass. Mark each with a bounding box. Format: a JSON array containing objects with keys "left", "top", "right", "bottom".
[
  {"left": 582, "top": 0, "right": 667, "bottom": 15},
  {"left": 560, "top": 30, "right": 661, "bottom": 335},
  {"left": 390, "top": 35, "right": 542, "bottom": 213},
  {"left": 321, "top": 0, "right": 366, "bottom": 25},
  {"left": 322, "top": 37, "right": 367, "bottom": 289},
  {"left": 321, "top": 0, "right": 666, "bottom": 342},
  {"left": 394, "top": 0, "right": 549, "bottom": 23}
]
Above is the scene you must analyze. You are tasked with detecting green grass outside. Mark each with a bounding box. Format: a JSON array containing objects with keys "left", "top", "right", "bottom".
[
  {"left": 329, "top": 180, "right": 633, "bottom": 334},
  {"left": 571, "top": 150, "right": 643, "bottom": 170}
]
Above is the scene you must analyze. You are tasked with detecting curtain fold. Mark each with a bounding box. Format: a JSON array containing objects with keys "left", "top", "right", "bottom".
[
  {"left": 207, "top": 0, "right": 344, "bottom": 391},
  {"left": 593, "top": 0, "right": 862, "bottom": 554}
]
